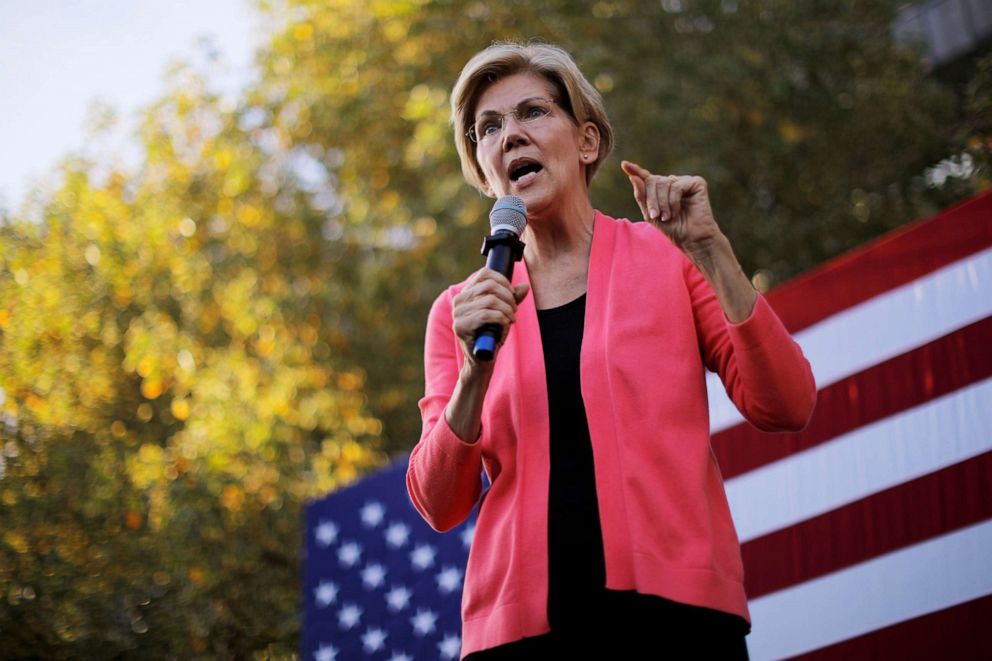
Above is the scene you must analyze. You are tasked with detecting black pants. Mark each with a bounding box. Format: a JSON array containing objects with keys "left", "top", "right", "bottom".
[{"left": 465, "top": 590, "right": 750, "bottom": 660}]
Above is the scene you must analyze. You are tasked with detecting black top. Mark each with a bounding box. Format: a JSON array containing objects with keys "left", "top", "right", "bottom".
[{"left": 537, "top": 294, "right": 606, "bottom": 627}]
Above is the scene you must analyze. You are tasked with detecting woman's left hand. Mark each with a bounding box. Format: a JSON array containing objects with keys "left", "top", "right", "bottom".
[
  {"left": 621, "top": 160, "right": 757, "bottom": 322},
  {"left": 621, "top": 160, "right": 723, "bottom": 261}
]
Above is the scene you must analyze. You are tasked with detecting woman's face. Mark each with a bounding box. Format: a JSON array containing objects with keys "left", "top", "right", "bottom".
[{"left": 472, "top": 72, "right": 597, "bottom": 216}]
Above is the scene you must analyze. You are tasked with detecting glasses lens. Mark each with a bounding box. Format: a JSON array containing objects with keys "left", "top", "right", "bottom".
[
  {"left": 517, "top": 99, "right": 551, "bottom": 123},
  {"left": 471, "top": 98, "right": 552, "bottom": 143}
]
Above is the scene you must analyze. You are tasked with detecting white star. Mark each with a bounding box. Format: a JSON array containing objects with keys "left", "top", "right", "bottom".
[
  {"left": 314, "top": 580, "right": 338, "bottom": 607},
  {"left": 409, "top": 543, "right": 436, "bottom": 571},
  {"left": 361, "top": 626, "right": 388, "bottom": 653},
  {"left": 360, "top": 500, "right": 386, "bottom": 528},
  {"left": 361, "top": 562, "right": 387, "bottom": 590},
  {"left": 385, "top": 521, "right": 411, "bottom": 548},
  {"left": 387, "top": 653, "right": 412, "bottom": 661},
  {"left": 438, "top": 633, "right": 461, "bottom": 659},
  {"left": 435, "top": 566, "right": 463, "bottom": 594},
  {"left": 337, "top": 541, "right": 362, "bottom": 568},
  {"left": 460, "top": 522, "right": 476, "bottom": 550},
  {"left": 410, "top": 608, "right": 438, "bottom": 637},
  {"left": 337, "top": 603, "right": 363, "bottom": 630},
  {"left": 314, "top": 642, "right": 338, "bottom": 661},
  {"left": 315, "top": 521, "right": 338, "bottom": 547},
  {"left": 385, "top": 585, "right": 412, "bottom": 612}
]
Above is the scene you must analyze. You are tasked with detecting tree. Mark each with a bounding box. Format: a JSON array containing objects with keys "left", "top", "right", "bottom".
[{"left": 0, "top": 61, "right": 383, "bottom": 657}]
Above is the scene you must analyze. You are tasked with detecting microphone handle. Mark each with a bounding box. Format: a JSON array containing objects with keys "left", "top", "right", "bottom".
[{"left": 472, "top": 231, "right": 525, "bottom": 361}]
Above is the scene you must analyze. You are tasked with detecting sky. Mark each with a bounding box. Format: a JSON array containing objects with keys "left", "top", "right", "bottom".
[{"left": 0, "top": 0, "right": 264, "bottom": 214}]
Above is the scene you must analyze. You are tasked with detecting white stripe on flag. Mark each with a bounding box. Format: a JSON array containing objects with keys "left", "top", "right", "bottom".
[
  {"left": 726, "top": 377, "right": 992, "bottom": 543},
  {"left": 745, "top": 519, "right": 992, "bottom": 660},
  {"left": 709, "top": 247, "right": 992, "bottom": 433}
]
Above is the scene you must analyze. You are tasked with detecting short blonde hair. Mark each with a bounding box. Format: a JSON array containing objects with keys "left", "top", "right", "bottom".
[{"left": 450, "top": 42, "right": 615, "bottom": 195}]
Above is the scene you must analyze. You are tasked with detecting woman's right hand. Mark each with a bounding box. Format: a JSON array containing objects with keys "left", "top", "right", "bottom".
[{"left": 451, "top": 268, "right": 530, "bottom": 371}]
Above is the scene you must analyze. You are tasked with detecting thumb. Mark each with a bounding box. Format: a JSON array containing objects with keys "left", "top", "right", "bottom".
[{"left": 513, "top": 282, "right": 530, "bottom": 304}]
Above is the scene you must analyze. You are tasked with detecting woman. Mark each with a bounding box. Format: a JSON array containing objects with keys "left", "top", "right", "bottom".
[{"left": 407, "top": 42, "right": 816, "bottom": 659}]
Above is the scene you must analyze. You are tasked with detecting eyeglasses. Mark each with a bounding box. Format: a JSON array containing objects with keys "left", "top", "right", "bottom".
[{"left": 467, "top": 97, "right": 557, "bottom": 144}]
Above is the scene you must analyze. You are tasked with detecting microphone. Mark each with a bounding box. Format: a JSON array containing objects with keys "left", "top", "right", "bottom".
[{"left": 472, "top": 195, "right": 527, "bottom": 361}]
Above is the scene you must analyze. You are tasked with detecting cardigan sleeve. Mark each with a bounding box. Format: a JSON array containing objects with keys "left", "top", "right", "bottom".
[
  {"left": 685, "top": 258, "right": 816, "bottom": 432},
  {"left": 406, "top": 288, "right": 485, "bottom": 532}
]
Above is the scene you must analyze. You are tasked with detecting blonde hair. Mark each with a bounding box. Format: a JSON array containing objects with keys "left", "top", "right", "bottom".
[{"left": 450, "top": 42, "right": 615, "bottom": 194}]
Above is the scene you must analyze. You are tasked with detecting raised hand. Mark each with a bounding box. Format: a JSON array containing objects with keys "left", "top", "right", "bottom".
[
  {"left": 620, "top": 160, "right": 723, "bottom": 260},
  {"left": 621, "top": 160, "right": 756, "bottom": 322}
]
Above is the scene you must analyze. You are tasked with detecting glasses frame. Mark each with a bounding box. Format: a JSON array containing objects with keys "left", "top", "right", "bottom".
[{"left": 467, "top": 97, "right": 558, "bottom": 144}]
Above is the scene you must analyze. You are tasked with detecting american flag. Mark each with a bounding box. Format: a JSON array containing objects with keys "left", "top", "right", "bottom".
[
  {"left": 302, "top": 190, "right": 991, "bottom": 660},
  {"left": 712, "top": 190, "right": 992, "bottom": 659},
  {"left": 302, "top": 459, "right": 476, "bottom": 660}
]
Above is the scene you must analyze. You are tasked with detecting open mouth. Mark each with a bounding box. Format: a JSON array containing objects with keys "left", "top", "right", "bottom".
[{"left": 509, "top": 160, "right": 543, "bottom": 182}]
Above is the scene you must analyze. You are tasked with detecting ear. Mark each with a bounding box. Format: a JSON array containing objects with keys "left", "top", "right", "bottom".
[{"left": 578, "top": 121, "right": 601, "bottom": 160}]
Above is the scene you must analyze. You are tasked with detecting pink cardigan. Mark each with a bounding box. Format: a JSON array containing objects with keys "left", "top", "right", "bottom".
[{"left": 407, "top": 212, "right": 816, "bottom": 657}]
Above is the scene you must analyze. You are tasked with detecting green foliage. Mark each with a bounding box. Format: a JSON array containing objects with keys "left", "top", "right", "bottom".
[
  {"left": 0, "top": 64, "right": 383, "bottom": 657},
  {"left": 0, "top": 0, "right": 983, "bottom": 656}
]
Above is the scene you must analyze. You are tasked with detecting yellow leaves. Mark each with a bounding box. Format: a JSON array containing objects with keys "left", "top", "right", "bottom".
[
  {"left": 380, "top": 190, "right": 400, "bottom": 213},
  {"left": 293, "top": 22, "right": 314, "bottom": 43},
  {"left": 188, "top": 567, "right": 206, "bottom": 587},
  {"left": 4, "top": 531, "right": 29, "bottom": 554},
  {"left": 402, "top": 84, "right": 448, "bottom": 168},
  {"left": 777, "top": 119, "right": 808, "bottom": 144},
  {"left": 382, "top": 18, "right": 407, "bottom": 42},
  {"left": 256, "top": 325, "right": 277, "bottom": 357},
  {"left": 24, "top": 393, "right": 47, "bottom": 417},
  {"left": 213, "top": 148, "right": 234, "bottom": 170},
  {"left": 236, "top": 204, "right": 261, "bottom": 227},
  {"left": 413, "top": 216, "right": 436, "bottom": 238},
  {"left": 336, "top": 370, "right": 364, "bottom": 391},
  {"left": 137, "top": 403, "right": 154, "bottom": 422},
  {"left": 171, "top": 398, "right": 191, "bottom": 421},
  {"left": 221, "top": 484, "right": 245, "bottom": 512},
  {"left": 0, "top": 309, "right": 9, "bottom": 327},
  {"left": 137, "top": 355, "right": 156, "bottom": 379}
]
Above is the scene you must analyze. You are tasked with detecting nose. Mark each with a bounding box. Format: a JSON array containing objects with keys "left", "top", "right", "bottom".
[{"left": 500, "top": 114, "right": 529, "bottom": 151}]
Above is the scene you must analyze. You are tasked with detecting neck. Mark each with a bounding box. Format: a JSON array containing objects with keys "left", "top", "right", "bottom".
[{"left": 522, "top": 195, "right": 596, "bottom": 267}]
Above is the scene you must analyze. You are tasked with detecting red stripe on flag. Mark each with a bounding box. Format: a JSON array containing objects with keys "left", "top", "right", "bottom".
[
  {"left": 784, "top": 593, "right": 992, "bottom": 660},
  {"left": 766, "top": 191, "right": 992, "bottom": 334},
  {"left": 713, "top": 315, "right": 992, "bottom": 480},
  {"left": 742, "top": 452, "right": 992, "bottom": 599}
]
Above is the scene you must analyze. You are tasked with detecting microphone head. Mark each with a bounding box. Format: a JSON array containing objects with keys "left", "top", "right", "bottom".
[{"left": 489, "top": 195, "right": 527, "bottom": 236}]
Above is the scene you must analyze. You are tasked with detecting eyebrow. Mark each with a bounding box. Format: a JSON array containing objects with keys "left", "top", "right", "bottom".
[{"left": 474, "top": 96, "right": 549, "bottom": 119}]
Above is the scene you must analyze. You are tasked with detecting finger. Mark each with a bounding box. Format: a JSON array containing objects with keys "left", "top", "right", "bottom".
[
  {"left": 626, "top": 174, "right": 648, "bottom": 218},
  {"left": 668, "top": 176, "right": 682, "bottom": 222},
  {"left": 655, "top": 176, "right": 674, "bottom": 223},
  {"left": 620, "top": 160, "right": 652, "bottom": 180},
  {"left": 475, "top": 268, "right": 513, "bottom": 290},
  {"left": 512, "top": 283, "right": 530, "bottom": 304},
  {"left": 467, "top": 273, "right": 518, "bottom": 306},
  {"left": 645, "top": 175, "right": 660, "bottom": 221}
]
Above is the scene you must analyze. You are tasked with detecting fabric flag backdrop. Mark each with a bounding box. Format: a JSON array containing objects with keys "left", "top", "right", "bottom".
[{"left": 302, "top": 191, "right": 991, "bottom": 660}]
